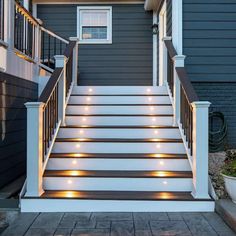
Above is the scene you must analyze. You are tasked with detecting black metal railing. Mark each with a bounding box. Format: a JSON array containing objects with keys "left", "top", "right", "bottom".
[
  {"left": 0, "top": 0, "right": 4, "bottom": 41},
  {"left": 38, "top": 41, "right": 76, "bottom": 158},
  {"left": 164, "top": 39, "right": 177, "bottom": 97},
  {"left": 14, "top": 2, "right": 37, "bottom": 58},
  {"left": 165, "top": 39, "right": 199, "bottom": 155},
  {"left": 40, "top": 27, "right": 68, "bottom": 70}
]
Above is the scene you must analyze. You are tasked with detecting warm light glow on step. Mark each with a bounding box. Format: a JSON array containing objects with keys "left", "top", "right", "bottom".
[
  {"left": 156, "top": 144, "right": 161, "bottom": 149},
  {"left": 79, "top": 130, "right": 84, "bottom": 134},
  {"left": 154, "top": 130, "right": 158, "bottom": 134},
  {"left": 156, "top": 171, "right": 166, "bottom": 177},
  {"left": 152, "top": 117, "right": 156, "bottom": 122},
  {"left": 163, "top": 181, "right": 168, "bottom": 185},
  {"left": 88, "top": 88, "right": 93, "bottom": 93},
  {"left": 67, "top": 180, "right": 72, "bottom": 184},
  {"left": 146, "top": 88, "right": 151, "bottom": 93},
  {"left": 85, "top": 107, "right": 89, "bottom": 111},
  {"left": 70, "top": 170, "right": 80, "bottom": 176},
  {"left": 159, "top": 161, "right": 164, "bottom": 166},
  {"left": 148, "top": 97, "right": 152, "bottom": 101},
  {"left": 150, "top": 106, "right": 154, "bottom": 111},
  {"left": 82, "top": 117, "right": 87, "bottom": 122},
  {"left": 86, "top": 97, "right": 91, "bottom": 101},
  {"left": 76, "top": 144, "right": 81, "bottom": 148},
  {"left": 66, "top": 191, "right": 74, "bottom": 198},
  {"left": 72, "top": 160, "right": 77, "bottom": 165}
]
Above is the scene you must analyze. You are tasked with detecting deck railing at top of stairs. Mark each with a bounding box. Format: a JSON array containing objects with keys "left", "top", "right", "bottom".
[
  {"left": 25, "top": 39, "right": 79, "bottom": 197},
  {"left": 164, "top": 38, "right": 211, "bottom": 200},
  {"left": 1, "top": 0, "right": 69, "bottom": 71}
]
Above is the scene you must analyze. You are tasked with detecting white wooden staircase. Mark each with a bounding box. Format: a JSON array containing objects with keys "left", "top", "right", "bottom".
[{"left": 21, "top": 86, "right": 214, "bottom": 212}]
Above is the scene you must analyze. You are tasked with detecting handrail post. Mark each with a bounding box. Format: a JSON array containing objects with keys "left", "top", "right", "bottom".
[
  {"left": 4, "top": 0, "right": 14, "bottom": 49},
  {"left": 191, "top": 101, "right": 211, "bottom": 199},
  {"left": 69, "top": 37, "right": 79, "bottom": 85},
  {"left": 55, "top": 55, "right": 66, "bottom": 126},
  {"left": 25, "top": 102, "right": 44, "bottom": 197},
  {"left": 173, "top": 55, "right": 185, "bottom": 125}
]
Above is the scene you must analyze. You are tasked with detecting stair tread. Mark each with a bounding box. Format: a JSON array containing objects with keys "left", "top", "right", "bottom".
[
  {"left": 67, "top": 104, "right": 172, "bottom": 106},
  {"left": 28, "top": 190, "right": 212, "bottom": 201},
  {"left": 66, "top": 114, "right": 173, "bottom": 117},
  {"left": 50, "top": 153, "right": 188, "bottom": 159},
  {"left": 55, "top": 138, "right": 182, "bottom": 143},
  {"left": 70, "top": 94, "right": 169, "bottom": 97},
  {"left": 44, "top": 170, "right": 192, "bottom": 178},
  {"left": 60, "top": 125, "right": 178, "bottom": 129}
]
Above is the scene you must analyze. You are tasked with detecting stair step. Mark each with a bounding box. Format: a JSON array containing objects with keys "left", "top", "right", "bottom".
[
  {"left": 44, "top": 170, "right": 192, "bottom": 178},
  {"left": 60, "top": 125, "right": 177, "bottom": 129},
  {"left": 65, "top": 115, "right": 173, "bottom": 126},
  {"left": 67, "top": 104, "right": 172, "bottom": 106},
  {"left": 66, "top": 105, "right": 173, "bottom": 115},
  {"left": 72, "top": 86, "right": 168, "bottom": 95},
  {"left": 50, "top": 153, "right": 188, "bottom": 159},
  {"left": 39, "top": 190, "right": 201, "bottom": 201},
  {"left": 47, "top": 156, "right": 191, "bottom": 171},
  {"left": 69, "top": 95, "right": 171, "bottom": 105},
  {"left": 55, "top": 138, "right": 183, "bottom": 143}
]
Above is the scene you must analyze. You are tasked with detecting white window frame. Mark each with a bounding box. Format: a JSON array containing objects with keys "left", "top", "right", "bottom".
[{"left": 77, "top": 6, "right": 112, "bottom": 44}]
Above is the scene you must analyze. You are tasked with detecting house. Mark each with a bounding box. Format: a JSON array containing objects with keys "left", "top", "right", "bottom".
[{"left": 0, "top": 0, "right": 234, "bottom": 212}]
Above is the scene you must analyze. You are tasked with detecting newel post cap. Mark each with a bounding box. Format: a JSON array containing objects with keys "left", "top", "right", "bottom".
[
  {"left": 69, "top": 37, "right": 79, "bottom": 43},
  {"left": 25, "top": 102, "right": 44, "bottom": 109},
  {"left": 191, "top": 101, "right": 211, "bottom": 109}
]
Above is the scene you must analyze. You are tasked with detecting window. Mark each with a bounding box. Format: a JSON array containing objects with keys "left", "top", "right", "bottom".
[{"left": 77, "top": 7, "right": 112, "bottom": 44}]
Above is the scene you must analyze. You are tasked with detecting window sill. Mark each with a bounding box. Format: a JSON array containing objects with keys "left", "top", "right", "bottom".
[{"left": 78, "top": 40, "right": 112, "bottom": 45}]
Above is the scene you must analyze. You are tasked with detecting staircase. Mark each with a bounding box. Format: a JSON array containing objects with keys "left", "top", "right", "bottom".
[{"left": 21, "top": 86, "right": 214, "bottom": 212}]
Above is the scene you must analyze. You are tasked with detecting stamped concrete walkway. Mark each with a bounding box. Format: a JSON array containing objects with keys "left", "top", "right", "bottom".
[{"left": 1, "top": 212, "right": 236, "bottom": 236}]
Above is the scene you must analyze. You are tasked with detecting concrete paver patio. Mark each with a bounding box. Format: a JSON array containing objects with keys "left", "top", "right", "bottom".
[{"left": 1, "top": 212, "right": 236, "bottom": 236}]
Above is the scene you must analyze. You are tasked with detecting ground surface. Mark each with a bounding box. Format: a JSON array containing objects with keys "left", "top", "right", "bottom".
[{"left": 1, "top": 212, "right": 235, "bottom": 236}]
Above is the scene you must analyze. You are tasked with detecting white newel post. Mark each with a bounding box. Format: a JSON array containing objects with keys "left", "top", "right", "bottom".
[
  {"left": 69, "top": 37, "right": 79, "bottom": 85},
  {"left": 173, "top": 55, "right": 185, "bottom": 125},
  {"left": 191, "top": 101, "right": 211, "bottom": 199},
  {"left": 25, "top": 102, "right": 44, "bottom": 197},
  {"left": 4, "top": 0, "right": 14, "bottom": 49},
  {"left": 55, "top": 55, "right": 66, "bottom": 126}
]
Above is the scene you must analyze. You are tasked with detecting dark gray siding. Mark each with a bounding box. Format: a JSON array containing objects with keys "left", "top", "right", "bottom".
[
  {"left": 0, "top": 72, "right": 38, "bottom": 188},
  {"left": 166, "top": 0, "right": 172, "bottom": 36},
  {"left": 183, "top": 0, "right": 236, "bottom": 147},
  {"left": 37, "top": 4, "right": 153, "bottom": 85},
  {"left": 193, "top": 82, "right": 236, "bottom": 148}
]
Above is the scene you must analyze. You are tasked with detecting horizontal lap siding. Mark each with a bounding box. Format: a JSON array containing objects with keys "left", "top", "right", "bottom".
[
  {"left": 166, "top": 0, "right": 172, "bottom": 37},
  {"left": 183, "top": 0, "right": 236, "bottom": 147},
  {"left": 37, "top": 4, "right": 153, "bottom": 85},
  {"left": 0, "top": 72, "right": 38, "bottom": 188}
]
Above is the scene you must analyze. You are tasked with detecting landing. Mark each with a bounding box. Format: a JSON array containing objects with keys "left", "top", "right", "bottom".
[{"left": 2, "top": 212, "right": 235, "bottom": 236}]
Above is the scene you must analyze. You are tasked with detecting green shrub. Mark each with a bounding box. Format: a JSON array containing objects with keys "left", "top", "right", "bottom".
[{"left": 222, "top": 150, "right": 236, "bottom": 177}]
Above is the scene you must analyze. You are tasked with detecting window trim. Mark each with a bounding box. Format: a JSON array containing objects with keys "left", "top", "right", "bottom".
[{"left": 77, "top": 6, "right": 112, "bottom": 44}]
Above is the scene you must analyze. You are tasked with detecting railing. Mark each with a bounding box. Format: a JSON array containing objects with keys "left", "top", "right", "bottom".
[
  {"left": 177, "top": 67, "right": 199, "bottom": 155},
  {"left": 0, "top": 0, "right": 4, "bottom": 41},
  {"left": 40, "top": 27, "right": 68, "bottom": 69},
  {"left": 14, "top": 1, "right": 38, "bottom": 58},
  {"left": 13, "top": 1, "right": 69, "bottom": 69},
  {"left": 165, "top": 40, "right": 176, "bottom": 96},
  {"left": 38, "top": 41, "right": 76, "bottom": 159},
  {"left": 25, "top": 40, "right": 78, "bottom": 196},
  {"left": 164, "top": 38, "right": 210, "bottom": 199},
  {"left": 164, "top": 39, "right": 198, "bottom": 155}
]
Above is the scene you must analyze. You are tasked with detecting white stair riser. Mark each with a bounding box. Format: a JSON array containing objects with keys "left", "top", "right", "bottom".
[
  {"left": 69, "top": 96, "right": 171, "bottom": 105},
  {"left": 52, "top": 142, "right": 185, "bottom": 154},
  {"left": 57, "top": 128, "right": 181, "bottom": 139},
  {"left": 21, "top": 199, "right": 215, "bottom": 212},
  {"left": 44, "top": 177, "right": 193, "bottom": 191},
  {"left": 47, "top": 158, "right": 191, "bottom": 171},
  {"left": 65, "top": 116, "right": 174, "bottom": 126},
  {"left": 72, "top": 86, "right": 168, "bottom": 95},
  {"left": 66, "top": 105, "right": 173, "bottom": 115}
]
